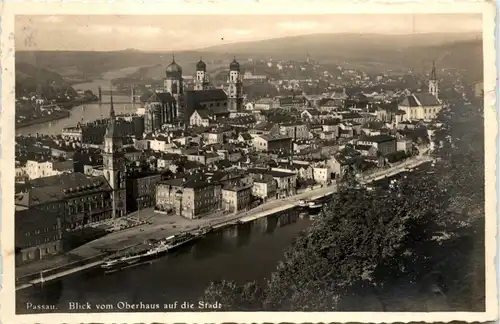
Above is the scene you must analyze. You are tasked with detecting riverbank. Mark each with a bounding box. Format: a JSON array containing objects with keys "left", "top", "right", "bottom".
[
  {"left": 15, "top": 155, "right": 432, "bottom": 290},
  {"left": 15, "top": 98, "right": 102, "bottom": 130},
  {"left": 16, "top": 110, "right": 70, "bottom": 129}
]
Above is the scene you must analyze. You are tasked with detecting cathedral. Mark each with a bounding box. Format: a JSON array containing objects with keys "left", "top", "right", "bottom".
[
  {"left": 398, "top": 61, "right": 443, "bottom": 122},
  {"left": 144, "top": 56, "right": 244, "bottom": 133}
]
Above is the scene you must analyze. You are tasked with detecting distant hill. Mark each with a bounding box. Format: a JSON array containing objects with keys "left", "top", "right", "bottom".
[
  {"left": 15, "top": 62, "right": 77, "bottom": 98},
  {"left": 15, "top": 32, "right": 483, "bottom": 81},
  {"left": 199, "top": 32, "right": 482, "bottom": 70},
  {"left": 15, "top": 50, "right": 224, "bottom": 80}
]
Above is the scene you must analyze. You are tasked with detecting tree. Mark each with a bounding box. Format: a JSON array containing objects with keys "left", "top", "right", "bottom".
[
  {"left": 202, "top": 93, "right": 485, "bottom": 312},
  {"left": 203, "top": 174, "right": 450, "bottom": 311},
  {"left": 202, "top": 280, "right": 264, "bottom": 311}
]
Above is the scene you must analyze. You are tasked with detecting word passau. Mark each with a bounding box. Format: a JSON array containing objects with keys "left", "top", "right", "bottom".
[{"left": 68, "top": 301, "right": 223, "bottom": 311}]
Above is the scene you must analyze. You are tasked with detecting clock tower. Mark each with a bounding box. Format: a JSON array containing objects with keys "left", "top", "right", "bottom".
[{"left": 102, "top": 89, "right": 127, "bottom": 218}]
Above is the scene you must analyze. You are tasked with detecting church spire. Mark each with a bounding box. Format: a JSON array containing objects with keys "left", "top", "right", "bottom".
[
  {"left": 109, "top": 86, "right": 115, "bottom": 119},
  {"left": 431, "top": 60, "right": 437, "bottom": 80}
]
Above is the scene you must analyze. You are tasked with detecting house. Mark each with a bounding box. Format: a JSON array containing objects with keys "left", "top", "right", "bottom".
[
  {"left": 312, "top": 165, "right": 331, "bottom": 184},
  {"left": 189, "top": 109, "right": 212, "bottom": 127},
  {"left": 238, "top": 133, "right": 253, "bottom": 145},
  {"left": 252, "top": 134, "right": 292, "bottom": 154},
  {"left": 148, "top": 135, "right": 173, "bottom": 152},
  {"left": 186, "top": 151, "right": 222, "bottom": 165},
  {"left": 301, "top": 108, "right": 321, "bottom": 122},
  {"left": 225, "top": 115, "right": 257, "bottom": 128},
  {"left": 397, "top": 138, "right": 414, "bottom": 154},
  {"left": 339, "top": 112, "right": 365, "bottom": 124},
  {"left": 125, "top": 171, "right": 162, "bottom": 213},
  {"left": 320, "top": 131, "right": 336, "bottom": 140},
  {"left": 248, "top": 168, "right": 297, "bottom": 198},
  {"left": 254, "top": 98, "right": 278, "bottom": 110},
  {"left": 15, "top": 173, "right": 113, "bottom": 230},
  {"left": 155, "top": 175, "right": 221, "bottom": 219},
  {"left": 321, "top": 120, "right": 341, "bottom": 138},
  {"left": 279, "top": 121, "right": 309, "bottom": 140},
  {"left": 15, "top": 209, "right": 63, "bottom": 265},
  {"left": 203, "top": 131, "right": 224, "bottom": 145},
  {"left": 326, "top": 148, "right": 362, "bottom": 179},
  {"left": 249, "top": 122, "right": 280, "bottom": 136},
  {"left": 221, "top": 183, "right": 252, "bottom": 213},
  {"left": 357, "top": 135, "right": 397, "bottom": 156},
  {"left": 273, "top": 160, "right": 313, "bottom": 180},
  {"left": 156, "top": 153, "right": 183, "bottom": 170},
  {"left": 217, "top": 148, "right": 242, "bottom": 162},
  {"left": 354, "top": 144, "right": 378, "bottom": 157},
  {"left": 251, "top": 173, "right": 277, "bottom": 201},
  {"left": 25, "top": 159, "right": 74, "bottom": 180}
]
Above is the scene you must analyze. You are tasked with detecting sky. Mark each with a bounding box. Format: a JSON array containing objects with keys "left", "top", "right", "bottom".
[{"left": 15, "top": 14, "right": 482, "bottom": 52}]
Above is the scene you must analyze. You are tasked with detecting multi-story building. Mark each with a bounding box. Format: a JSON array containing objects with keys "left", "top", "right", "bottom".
[
  {"left": 186, "top": 151, "right": 222, "bottom": 165},
  {"left": 15, "top": 172, "right": 113, "bottom": 230},
  {"left": 279, "top": 122, "right": 309, "bottom": 140},
  {"left": 125, "top": 171, "right": 162, "bottom": 213},
  {"left": 312, "top": 165, "right": 331, "bottom": 184},
  {"left": 15, "top": 209, "right": 63, "bottom": 265},
  {"left": 221, "top": 183, "right": 252, "bottom": 213},
  {"left": 155, "top": 176, "right": 221, "bottom": 219},
  {"left": 357, "top": 135, "right": 397, "bottom": 156},
  {"left": 251, "top": 173, "right": 277, "bottom": 201},
  {"left": 203, "top": 131, "right": 224, "bottom": 145},
  {"left": 248, "top": 168, "right": 297, "bottom": 198},
  {"left": 252, "top": 134, "right": 292, "bottom": 154},
  {"left": 25, "top": 159, "right": 74, "bottom": 180}
]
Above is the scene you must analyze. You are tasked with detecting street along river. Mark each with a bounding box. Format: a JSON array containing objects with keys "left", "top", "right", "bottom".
[{"left": 16, "top": 164, "right": 434, "bottom": 313}]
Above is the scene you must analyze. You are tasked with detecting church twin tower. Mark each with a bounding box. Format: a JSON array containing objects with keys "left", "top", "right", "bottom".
[{"left": 163, "top": 55, "right": 244, "bottom": 112}]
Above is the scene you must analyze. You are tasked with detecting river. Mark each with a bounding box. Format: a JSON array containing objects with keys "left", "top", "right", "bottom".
[
  {"left": 16, "top": 211, "right": 312, "bottom": 313},
  {"left": 16, "top": 67, "right": 142, "bottom": 136}
]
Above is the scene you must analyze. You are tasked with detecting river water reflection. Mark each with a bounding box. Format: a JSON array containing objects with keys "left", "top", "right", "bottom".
[{"left": 16, "top": 211, "right": 312, "bottom": 313}]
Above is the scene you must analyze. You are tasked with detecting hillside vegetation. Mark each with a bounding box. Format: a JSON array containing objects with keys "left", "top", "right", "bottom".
[{"left": 15, "top": 62, "right": 77, "bottom": 98}]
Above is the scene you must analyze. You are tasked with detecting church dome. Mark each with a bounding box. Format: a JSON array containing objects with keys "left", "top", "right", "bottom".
[
  {"left": 166, "top": 58, "right": 182, "bottom": 76},
  {"left": 196, "top": 59, "right": 206, "bottom": 71},
  {"left": 229, "top": 58, "right": 240, "bottom": 71}
]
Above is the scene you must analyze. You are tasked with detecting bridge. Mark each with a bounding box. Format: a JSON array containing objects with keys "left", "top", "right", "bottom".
[{"left": 95, "top": 100, "right": 136, "bottom": 105}]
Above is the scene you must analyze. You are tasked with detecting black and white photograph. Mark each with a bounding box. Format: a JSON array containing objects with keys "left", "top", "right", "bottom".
[{"left": 1, "top": 1, "right": 497, "bottom": 322}]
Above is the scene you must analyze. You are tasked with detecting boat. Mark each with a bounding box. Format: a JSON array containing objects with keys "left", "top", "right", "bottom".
[
  {"left": 297, "top": 199, "right": 309, "bottom": 207},
  {"left": 308, "top": 201, "right": 323, "bottom": 214},
  {"left": 196, "top": 225, "right": 214, "bottom": 236},
  {"left": 166, "top": 232, "right": 198, "bottom": 251},
  {"left": 101, "top": 244, "right": 165, "bottom": 270}
]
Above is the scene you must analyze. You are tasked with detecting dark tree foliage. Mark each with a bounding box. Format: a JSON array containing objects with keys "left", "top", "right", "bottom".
[{"left": 202, "top": 92, "right": 485, "bottom": 311}]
